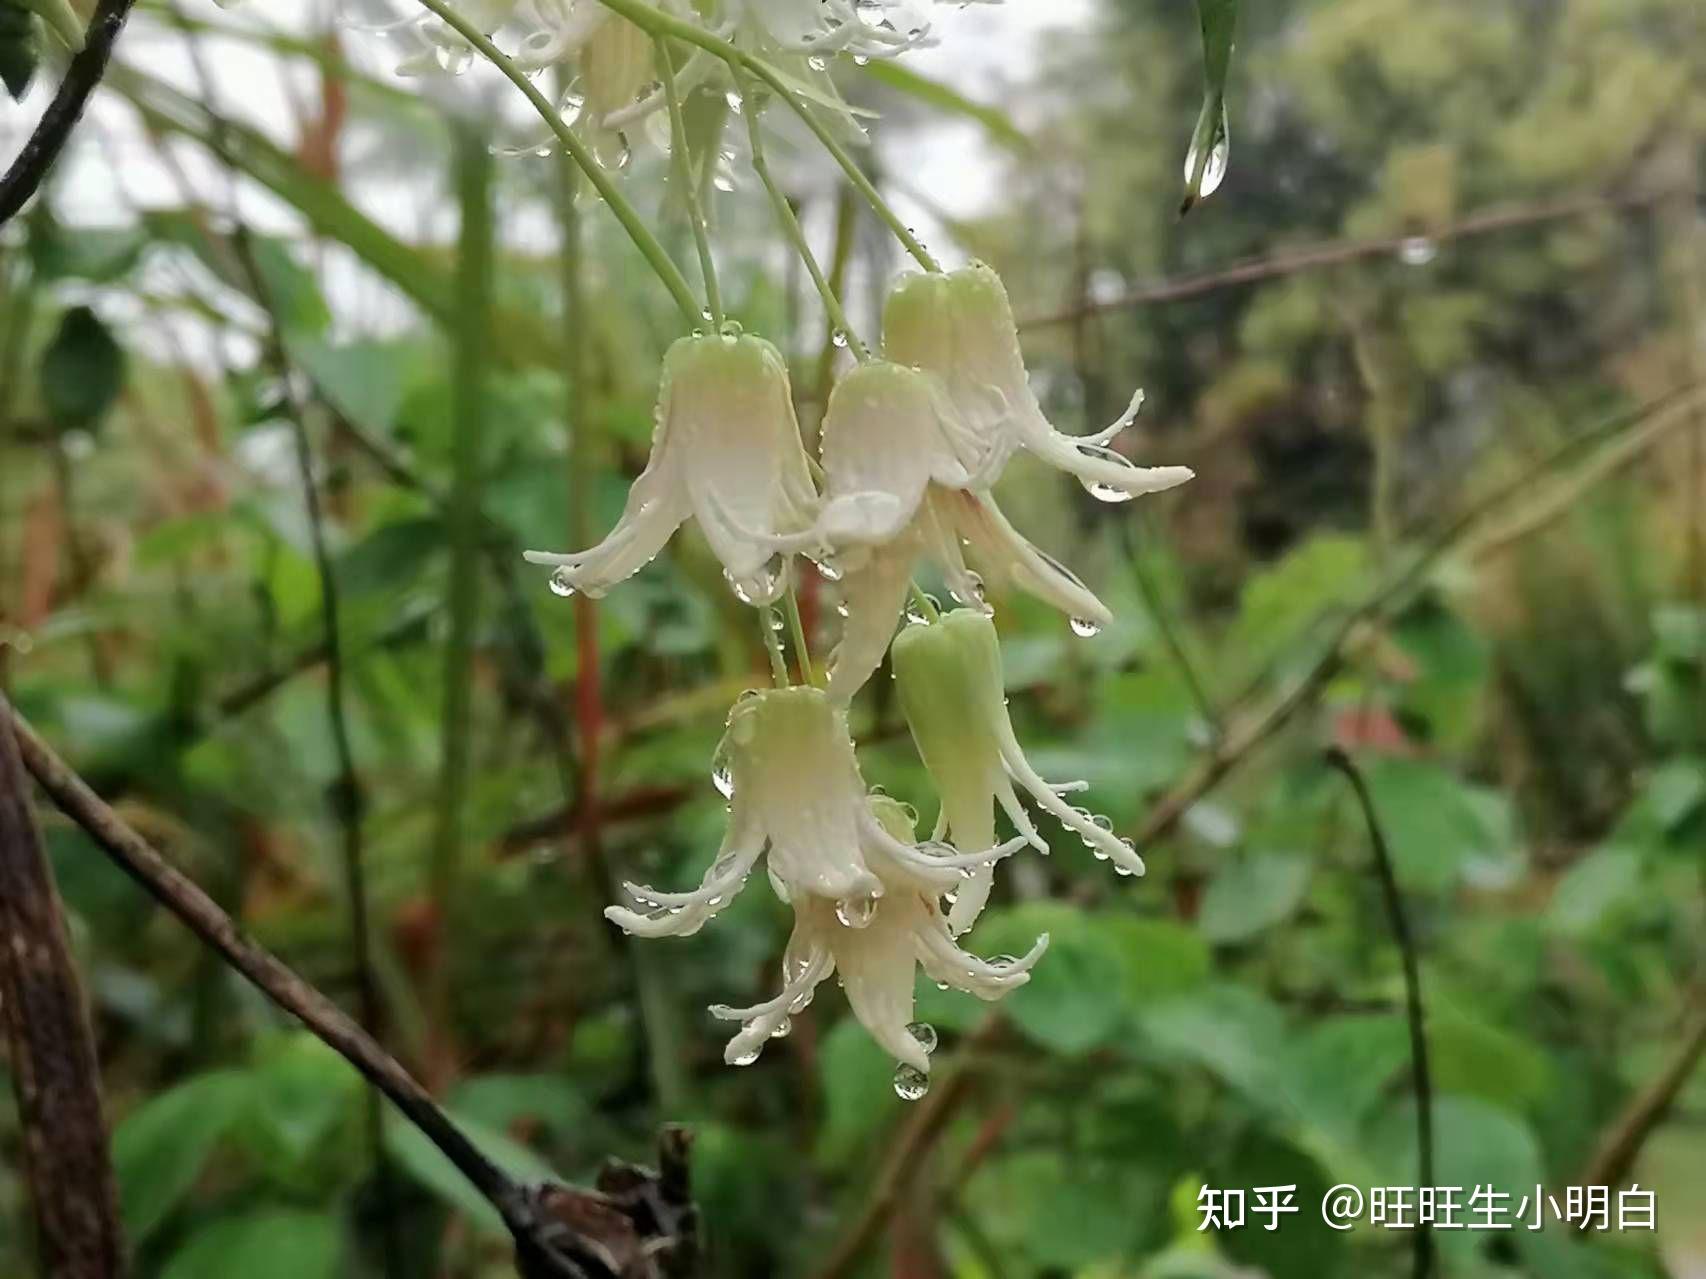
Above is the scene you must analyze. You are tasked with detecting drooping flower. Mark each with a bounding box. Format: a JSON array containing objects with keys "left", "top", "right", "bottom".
[
  {"left": 707, "top": 794, "right": 1047, "bottom": 1082},
  {"left": 891, "top": 607, "right": 1146, "bottom": 931},
  {"left": 604, "top": 686, "right": 1025, "bottom": 941},
  {"left": 525, "top": 331, "right": 819, "bottom": 606},
  {"left": 773, "top": 361, "right": 1121, "bottom": 699},
  {"left": 714, "top": 0, "right": 934, "bottom": 59},
  {"left": 881, "top": 263, "right": 1195, "bottom": 501}
]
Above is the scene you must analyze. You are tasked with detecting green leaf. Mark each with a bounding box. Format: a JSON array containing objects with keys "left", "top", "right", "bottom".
[
  {"left": 113, "top": 1070, "right": 251, "bottom": 1240},
  {"left": 1198, "top": 853, "right": 1312, "bottom": 944},
  {"left": 1370, "top": 1093, "right": 1542, "bottom": 1191},
  {"left": 1099, "top": 915, "right": 1213, "bottom": 1004},
  {"left": 0, "top": 7, "right": 38, "bottom": 101},
  {"left": 976, "top": 902, "right": 1128, "bottom": 1055},
  {"left": 1182, "top": 0, "right": 1238, "bottom": 214},
  {"left": 162, "top": 1210, "right": 343, "bottom": 1279},
  {"left": 862, "top": 61, "right": 1029, "bottom": 151},
  {"left": 383, "top": 1109, "right": 559, "bottom": 1236},
  {"left": 816, "top": 1015, "right": 900, "bottom": 1166},
  {"left": 240, "top": 1034, "right": 364, "bottom": 1192},
  {"left": 1429, "top": 1002, "right": 1554, "bottom": 1111},
  {"left": 40, "top": 306, "right": 125, "bottom": 429},
  {"left": 1545, "top": 847, "right": 1643, "bottom": 937},
  {"left": 1359, "top": 758, "right": 1512, "bottom": 891},
  {"left": 1209, "top": 1129, "right": 1344, "bottom": 1279},
  {"left": 1139, "top": 984, "right": 1291, "bottom": 1109}
]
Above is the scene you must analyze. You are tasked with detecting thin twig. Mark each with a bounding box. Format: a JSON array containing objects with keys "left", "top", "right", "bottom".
[
  {"left": 1325, "top": 747, "right": 1433, "bottom": 1279},
  {"left": 1020, "top": 187, "right": 1678, "bottom": 328},
  {"left": 0, "top": 0, "right": 138, "bottom": 225},
  {"left": 0, "top": 697, "right": 125, "bottom": 1278},
  {"left": 6, "top": 699, "right": 689, "bottom": 1278},
  {"left": 1573, "top": 990, "right": 1706, "bottom": 1194}
]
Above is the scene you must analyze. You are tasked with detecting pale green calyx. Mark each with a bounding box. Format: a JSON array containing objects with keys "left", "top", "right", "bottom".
[
  {"left": 883, "top": 263, "right": 1195, "bottom": 501},
  {"left": 892, "top": 608, "right": 1146, "bottom": 930},
  {"left": 525, "top": 331, "right": 819, "bottom": 605}
]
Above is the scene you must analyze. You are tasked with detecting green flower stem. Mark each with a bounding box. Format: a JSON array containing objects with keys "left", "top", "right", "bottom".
[
  {"left": 762, "top": 613, "right": 792, "bottom": 686},
  {"left": 783, "top": 584, "right": 820, "bottom": 687},
  {"left": 656, "top": 35, "right": 723, "bottom": 328},
  {"left": 594, "top": 0, "right": 942, "bottom": 274},
  {"left": 734, "top": 65, "right": 870, "bottom": 362},
  {"left": 413, "top": 0, "right": 703, "bottom": 326},
  {"left": 908, "top": 581, "right": 940, "bottom": 622}
]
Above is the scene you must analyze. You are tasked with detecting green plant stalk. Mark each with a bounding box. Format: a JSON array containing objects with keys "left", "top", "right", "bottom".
[
  {"left": 908, "top": 581, "right": 939, "bottom": 622},
  {"left": 429, "top": 126, "right": 492, "bottom": 1044},
  {"left": 657, "top": 35, "right": 722, "bottom": 328},
  {"left": 763, "top": 614, "right": 791, "bottom": 685},
  {"left": 595, "top": 0, "right": 941, "bottom": 273},
  {"left": 414, "top": 0, "right": 702, "bottom": 325},
  {"left": 734, "top": 65, "right": 870, "bottom": 361},
  {"left": 783, "top": 584, "right": 818, "bottom": 687}
]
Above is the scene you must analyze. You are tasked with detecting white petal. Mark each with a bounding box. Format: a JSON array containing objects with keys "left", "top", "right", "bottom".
[
  {"left": 915, "top": 923, "right": 1048, "bottom": 1002},
  {"left": 827, "top": 536, "right": 917, "bottom": 703},
  {"left": 830, "top": 892, "right": 931, "bottom": 1072},
  {"left": 993, "top": 715, "right": 1146, "bottom": 877},
  {"left": 947, "top": 489, "right": 1114, "bottom": 626},
  {"left": 603, "top": 805, "right": 764, "bottom": 938}
]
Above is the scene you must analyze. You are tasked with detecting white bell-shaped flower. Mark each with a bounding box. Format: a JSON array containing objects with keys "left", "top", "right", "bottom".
[
  {"left": 605, "top": 687, "right": 1025, "bottom": 941},
  {"left": 785, "top": 362, "right": 1118, "bottom": 699},
  {"left": 708, "top": 795, "right": 1048, "bottom": 1077},
  {"left": 891, "top": 607, "right": 1146, "bottom": 931},
  {"left": 525, "top": 331, "right": 819, "bottom": 606},
  {"left": 882, "top": 263, "right": 1195, "bottom": 501}
]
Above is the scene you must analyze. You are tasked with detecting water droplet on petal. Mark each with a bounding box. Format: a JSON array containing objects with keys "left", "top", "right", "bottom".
[
  {"left": 893, "top": 1063, "right": 930, "bottom": 1101},
  {"left": 836, "top": 891, "right": 880, "bottom": 929},
  {"left": 548, "top": 568, "right": 577, "bottom": 598},
  {"left": 1087, "top": 479, "right": 1135, "bottom": 504},
  {"left": 770, "top": 1015, "right": 792, "bottom": 1039},
  {"left": 710, "top": 752, "right": 735, "bottom": 798},
  {"left": 1069, "top": 616, "right": 1101, "bottom": 638},
  {"left": 731, "top": 1045, "right": 761, "bottom": 1066},
  {"left": 788, "top": 988, "right": 815, "bottom": 1013},
  {"left": 907, "top": 1021, "right": 938, "bottom": 1054}
]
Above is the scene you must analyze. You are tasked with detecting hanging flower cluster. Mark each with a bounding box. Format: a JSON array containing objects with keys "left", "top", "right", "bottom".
[
  {"left": 529, "top": 263, "right": 1190, "bottom": 1098},
  {"left": 384, "top": 0, "right": 984, "bottom": 154}
]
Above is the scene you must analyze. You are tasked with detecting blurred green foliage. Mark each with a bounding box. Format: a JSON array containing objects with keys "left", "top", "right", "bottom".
[{"left": 1, "top": 0, "right": 1705, "bottom": 1276}]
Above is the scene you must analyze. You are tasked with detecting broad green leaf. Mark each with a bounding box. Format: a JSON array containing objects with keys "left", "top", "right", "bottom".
[
  {"left": 976, "top": 902, "right": 1128, "bottom": 1055},
  {"left": 1429, "top": 1002, "right": 1554, "bottom": 1111},
  {"left": 965, "top": 1150, "right": 1155, "bottom": 1269},
  {"left": 40, "top": 306, "right": 125, "bottom": 429},
  {"left": 1197, "top": 853, "right": 1312, "bottom": 944},
  {"left": 241, "top": 1033, "right": 365, "bottom": 1192},
  {"left": 1359, "top": 758, "right": 1512, "bottom": 891},
  {"left": 113, "top": 1070, "right": 251, "bottom": 1240},
  {"left": 1139, "top": 984, "right": 1291, "bottom": 1109},
  {"left": 1545, "top": 848, "right": 1642, "bottom": 937},
  {"left": 1230, "top": 534, "right": 1368, "bottom": 676},
  {"left": 1209, "top": 1129, "right": 1344, "bottom": 1279},
  {"left": 162, "top": 1210, "right": 343, "bottom": 1279},
  {"left": 1099, "top": 915, "right": 1212, "bottom": 1004},
  {"left": 1369, "top": 1093, "right": 1542, "bottom": 1191}
]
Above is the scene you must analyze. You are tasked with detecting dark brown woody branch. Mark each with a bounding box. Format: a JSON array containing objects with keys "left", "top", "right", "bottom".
[
  {"left": 0, "top": 696, "right": 125, "bottom": 1277},
  {"left": 0, "top": 0, "right": 138, "bottom": 225}
]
